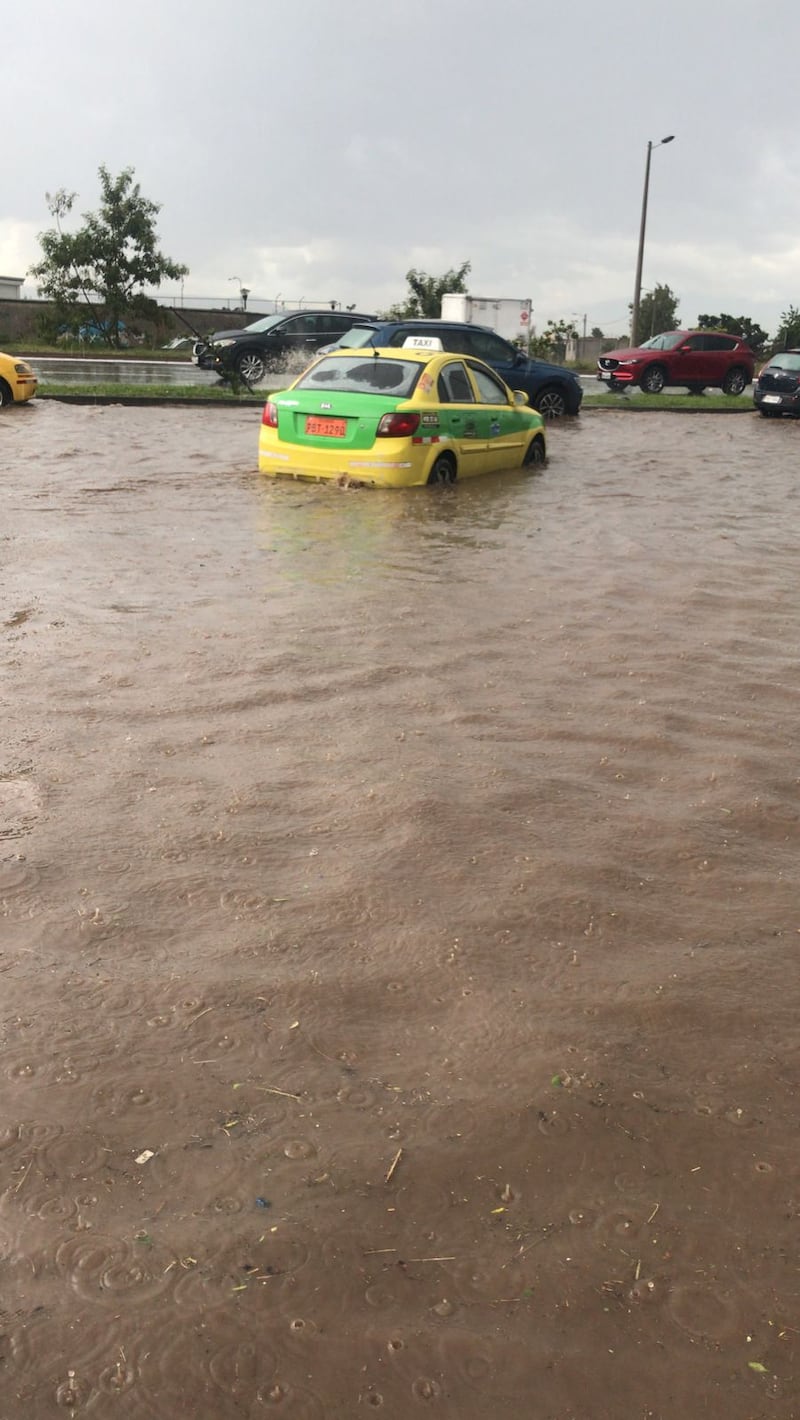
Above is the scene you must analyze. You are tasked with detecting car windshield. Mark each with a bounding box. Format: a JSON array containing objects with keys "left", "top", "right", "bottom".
[
  {"left": 295, "top": 356, "right": 422, "bottom": 397},
  {"left": 242, "top": 313, "right": 288, "bottom": 334},
  {"left": 767, "top": 352, "right": 800, "bottom": 371},
  {"left": 638, "top": 332, "right": 685, "bottom": 351}
]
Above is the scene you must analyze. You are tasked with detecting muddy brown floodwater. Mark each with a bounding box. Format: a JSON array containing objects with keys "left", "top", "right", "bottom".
[{"left": 2, "top": 400, "right": 800, "bottom": 1418}]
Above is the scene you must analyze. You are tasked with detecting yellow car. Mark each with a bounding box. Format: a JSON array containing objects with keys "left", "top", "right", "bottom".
[
  {"left": 0, "top": 351, "right": 38, "bottom": 406},
  {"left": 258, "top": 339, "right": 546, "bottom": 488}
]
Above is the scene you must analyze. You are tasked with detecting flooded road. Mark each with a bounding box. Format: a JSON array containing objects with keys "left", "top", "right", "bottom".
[
  {"left": 28, "top": 355, "right": 217, "bottom": 387},
  {"left": 2, "top": 402, "right": 800, "bottom": 1417}
]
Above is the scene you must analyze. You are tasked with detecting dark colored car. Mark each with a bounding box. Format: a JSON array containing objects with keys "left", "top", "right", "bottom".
[
  {"left": 597, "top": 330, "right": 754, "bottom": 396},
  {"left": 192, "top": 309, "right": 377, "bottom": 383},
  {"left": 322, "top": 319, "right": 583, "bottom": 417},
  {"left": 753, "top": 349, "right": 800, "bottom": 418}
]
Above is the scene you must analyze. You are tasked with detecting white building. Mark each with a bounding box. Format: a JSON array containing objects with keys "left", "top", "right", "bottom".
[{"left": 0, "top": 275, "right": 25, "bottom": 300}]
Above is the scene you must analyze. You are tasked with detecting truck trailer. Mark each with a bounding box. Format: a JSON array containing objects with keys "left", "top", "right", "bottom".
[{"left": 439, "top": 294, "right": 533, "bottom": 342}]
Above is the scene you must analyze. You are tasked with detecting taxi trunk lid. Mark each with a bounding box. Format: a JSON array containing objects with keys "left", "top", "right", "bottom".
[{"left": 272, "top": 391, "right": 407, "bottom": 450}]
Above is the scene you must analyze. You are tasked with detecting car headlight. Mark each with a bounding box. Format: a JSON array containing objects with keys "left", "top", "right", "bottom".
[
  {"left": 216, "top": 338, "right": 236, "bottom": 348},
  {"left": 617, "top": 359, "right": 640, "bottom": 366}
]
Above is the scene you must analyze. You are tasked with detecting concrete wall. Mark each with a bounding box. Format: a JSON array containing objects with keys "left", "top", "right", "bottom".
[
  {"left": 565, "top": 335, "right": 630, "bottom": 363},
  {"left": 0, "top": 298, "right": 248, "bottom": 347}
]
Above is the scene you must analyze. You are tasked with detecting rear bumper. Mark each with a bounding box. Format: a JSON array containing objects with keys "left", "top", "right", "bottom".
[
  {"left": 258, "top": 429, "right": 427, "bottom": 487},
  {"left": 754, "top": 387, "right": 800, "bottom": 415},
  {"left": 13, "top": 373, "right": 37, "bottom": 402}
]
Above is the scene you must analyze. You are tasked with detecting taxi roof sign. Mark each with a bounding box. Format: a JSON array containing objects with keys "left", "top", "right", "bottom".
[{"left": 402, "top": 335, "right": 443, "bottom": 351}]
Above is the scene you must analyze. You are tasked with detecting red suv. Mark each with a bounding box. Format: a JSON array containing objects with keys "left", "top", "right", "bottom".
[{"left": 597, "top": 330, "right": 754, "bottom": 396}]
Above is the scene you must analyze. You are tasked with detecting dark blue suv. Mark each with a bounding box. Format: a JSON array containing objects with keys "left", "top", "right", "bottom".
[{"left": 323, "top": 318, "right": 583, "bottom": 417}]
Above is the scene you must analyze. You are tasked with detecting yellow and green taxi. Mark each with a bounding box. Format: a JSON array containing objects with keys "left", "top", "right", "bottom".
[
  {"left": 0, "top": 351, "right": 38, "bottom": 406},
  {"left": 258, "top": 338, "right": 546, "bottom": 488}
]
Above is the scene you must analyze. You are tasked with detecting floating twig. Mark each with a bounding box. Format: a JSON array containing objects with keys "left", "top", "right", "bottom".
[
  {"left": 384, "top": 1148, "right": 403, "bottom": 1183},
  {"left": 403, "top": 1255, "right": 456, "bottom": 1263},
  {"left": 647, "top": 1203, "right": 660, "bottom": 1224},
  {"left": 184, "top": 1006, "right": 213, "bottom": 1030},
  {"left": 13, "top": 1158, "right": 33, "bottom": 1194},
  {"left": 253, "top": 1085, "right": 301, "bottom": 1100}
]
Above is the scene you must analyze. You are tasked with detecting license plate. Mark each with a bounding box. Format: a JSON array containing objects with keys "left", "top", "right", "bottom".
[
  {"left": 306, "top": 415, "right": 346, "bottom": 437},
  {"left": 762, "top": 394, "right": 782, "bottom": 404}
]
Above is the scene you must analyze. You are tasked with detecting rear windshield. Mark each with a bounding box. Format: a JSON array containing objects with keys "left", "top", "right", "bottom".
[
  {"left": 767, "top": 352, "right": 800, "bottom": 371},
  {"left": 332, "top": 326, "right": 382, "bottom": 349},
  {"left": 295, "top": 356, "right": 422, "bottom": 397}
]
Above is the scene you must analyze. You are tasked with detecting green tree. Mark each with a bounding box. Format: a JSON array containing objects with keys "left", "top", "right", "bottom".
[
  {"left": 696, "top": 312, "right": 769, "bottom": 355},
  {"left": 591, "top": 326, "right": 604, "bottom": 339},
  {"left": 774, "top": 305, "right": 800, "bottom": 350},
  {"left": 631, "top": 283, "right": 679, "bottom": 343},
  {"left": 385, "top": 261, "right": 471, "bottom": 318},
  {"left": 540, "top": 318, "right": 578, "bottom": 361},
  {"left": 30, "top": 166, "right": 188, "bottom": 348}
]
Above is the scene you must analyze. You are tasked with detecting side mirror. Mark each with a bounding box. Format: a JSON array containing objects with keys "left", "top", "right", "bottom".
[
  {"left": 514, "top": 349, "right": 527, "bottom": 366},
  {"left": 513, "top": 389, "right": 529, "bottom": 407},
  {"left": 678, "top": 344, "right": 692, "bottom": 353}
]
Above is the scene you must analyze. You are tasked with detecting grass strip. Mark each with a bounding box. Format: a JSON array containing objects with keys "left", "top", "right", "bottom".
[
  {"left": 37, "top": 381, "right": 267, "bottom": 403},
  {"left": 582, "top": 392, "right": 753, "bottom": 412},
  {"left": 35, "top": 383, "right": 755, "bottom": 414}
]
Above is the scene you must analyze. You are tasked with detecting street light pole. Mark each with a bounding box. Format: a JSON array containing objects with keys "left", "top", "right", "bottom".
[{"left": 631, "top": 135, "right": 674, "bottom": 349}]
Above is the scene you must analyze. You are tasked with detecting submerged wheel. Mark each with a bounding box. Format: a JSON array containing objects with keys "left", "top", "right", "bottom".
[
  {"left": 427, "top": 452, "right": 457, "bottom": 485},
  {"left": 640, "top": 364, "right": 666, "bottom": 394},
  {"left": 535, "top": 385, "right": 567, "bottom": 419},
  {"left": 0, "top": 379, "right": 12, "bottom": 408},
  {"left": 524, "top": 435, "right": 546, "bottom": 467},
  {"left": 722, "top": 367, "right": 747, "bottom": 396},
  {"left": 235, "top": 350, "right": 267, "bottom": 384}
]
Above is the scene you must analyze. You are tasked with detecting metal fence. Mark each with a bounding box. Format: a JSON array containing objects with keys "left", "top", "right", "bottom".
[{"left": 16, "top": 285, "right": 350, "bottom": 317}]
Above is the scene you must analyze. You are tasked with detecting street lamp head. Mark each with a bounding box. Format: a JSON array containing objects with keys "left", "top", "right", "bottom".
[{"left": 661, "top": 134, "right": 675, "bottom": 144}]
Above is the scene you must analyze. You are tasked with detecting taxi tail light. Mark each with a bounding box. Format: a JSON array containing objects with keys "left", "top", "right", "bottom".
[
  {"left": 262, "top": 401, "right": 278, "bottom": 427},
  {"left": 376, "top": 411, "right": 420, "bottom": 438}
]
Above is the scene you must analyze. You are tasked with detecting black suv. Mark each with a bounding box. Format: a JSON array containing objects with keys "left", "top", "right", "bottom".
[
  {"left": 323, "top": 318, "right": 583, "bottom": 417},
  {"left": 193, "top": 308, "right": 376, "bottom": 383}
]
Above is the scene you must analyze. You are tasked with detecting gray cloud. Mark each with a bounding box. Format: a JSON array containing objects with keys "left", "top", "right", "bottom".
[{"left": 4, "top": 0, "right": 799, "bottom": 337}]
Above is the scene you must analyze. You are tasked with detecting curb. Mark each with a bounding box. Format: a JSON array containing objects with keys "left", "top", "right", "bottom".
[
  {"left": 36, "top": 393, "right": 264, "bottom": 408},
  {"left": 582, "top": 404, "right": 754, "bottom": 414}
]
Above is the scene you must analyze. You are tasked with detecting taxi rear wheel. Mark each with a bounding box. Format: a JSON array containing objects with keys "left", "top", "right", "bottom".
[{"left": 427, "top": 452, "right": 457, "bottom": 485}]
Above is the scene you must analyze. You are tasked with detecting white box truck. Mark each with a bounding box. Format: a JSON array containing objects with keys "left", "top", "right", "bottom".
[{"left": 440, "top": 294, "right": 533, "bottom": 342}]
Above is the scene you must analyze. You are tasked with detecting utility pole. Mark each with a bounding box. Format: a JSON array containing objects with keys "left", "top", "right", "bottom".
[{"left": 631, "top": 135, "right": 674, "bottom": 348}]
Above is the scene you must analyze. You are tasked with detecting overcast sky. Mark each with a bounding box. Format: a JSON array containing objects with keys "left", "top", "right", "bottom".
[{"left": 4, "top": 0, "right": 799, "bottom": 338}]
